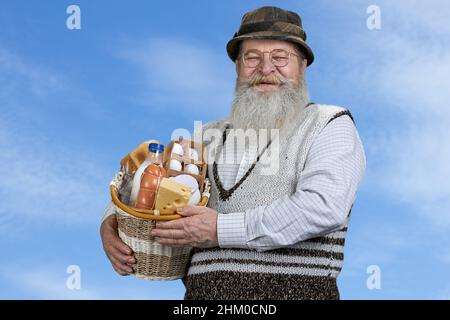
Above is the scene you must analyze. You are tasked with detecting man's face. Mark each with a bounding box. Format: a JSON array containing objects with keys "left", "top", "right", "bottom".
[
  {"left": 236, "top": 39, "right": 308, "bottom": 94},
  {"left": 230, "top": 38, "right": 311, "bottom": 133}
]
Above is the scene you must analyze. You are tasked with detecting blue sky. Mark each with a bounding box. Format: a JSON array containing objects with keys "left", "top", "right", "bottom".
[{"left": 0, "top": 0, "right": 449, "bottom": 299}]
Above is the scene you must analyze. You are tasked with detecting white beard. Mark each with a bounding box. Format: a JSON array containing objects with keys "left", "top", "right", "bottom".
[{"left": 229, "top": 75, "right": 310, "bottom": 132}]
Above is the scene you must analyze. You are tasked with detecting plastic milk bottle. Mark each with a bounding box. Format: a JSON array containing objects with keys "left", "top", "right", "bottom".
[{"left": 129, "top": 142, "right": 164, "bottom": 207}]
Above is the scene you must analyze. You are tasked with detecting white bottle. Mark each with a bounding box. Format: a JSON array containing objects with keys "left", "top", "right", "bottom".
[{"left": 129, "top": 143, "right": 164, "bottom": 207}]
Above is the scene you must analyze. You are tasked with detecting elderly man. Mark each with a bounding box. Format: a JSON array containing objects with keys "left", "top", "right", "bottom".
[{"left": 100, "top": 6, "right": 365, "bottom": 300}]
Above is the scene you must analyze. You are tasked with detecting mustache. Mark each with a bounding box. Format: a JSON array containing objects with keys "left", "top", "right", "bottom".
[{"left": 239, "top": 74, "right": 287, "bottom": 87}]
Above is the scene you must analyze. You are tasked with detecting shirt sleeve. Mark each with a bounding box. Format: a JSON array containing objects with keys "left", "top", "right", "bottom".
[
  {"left": 102, "top": 201, "right": 117, "bottom": 222},
  {"left": 217, "top": 115, "right": 366, "bottom": 251}
]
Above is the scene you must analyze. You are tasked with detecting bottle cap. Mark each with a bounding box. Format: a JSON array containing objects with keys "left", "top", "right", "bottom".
[{"left": 149, "top": 143, "right": 164, "bottom": 153}]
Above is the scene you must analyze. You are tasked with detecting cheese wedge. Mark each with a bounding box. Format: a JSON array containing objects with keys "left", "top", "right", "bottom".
[{"left": 155, "top": 178, "right": 192, "bottom": 214}]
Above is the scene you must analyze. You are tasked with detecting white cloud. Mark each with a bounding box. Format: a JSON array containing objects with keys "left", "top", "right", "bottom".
[
  {"left": 116, "top": 37, "right": 235, "bottom": 118},
  {"left": 345, "top": 220, "right": 420, "bottom": 271},
  {"left": 0, "top": 117, "right": 108, "bottom": 227},
  {"left": 0, "top": 264, "right": 102, "bottom": 299},
  {"left": 0, "top": 49, "right": 110, "bottom": 229},
  {"left": 327, "top": 1, "right": 450, "bottom": 226},
  {"left": 0, "top": 48, "right": 111, "bottom": 122},
  {"left": 0, "top": 48, "right": 64, "bottom": 97},
  {"left": 0, "top": 263, "right": 183, "bottom": 299}
]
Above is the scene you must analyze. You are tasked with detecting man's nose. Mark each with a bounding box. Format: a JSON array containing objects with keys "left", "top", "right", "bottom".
[{"left": 259, "top": 54, "right": 276, "bottom": 75}]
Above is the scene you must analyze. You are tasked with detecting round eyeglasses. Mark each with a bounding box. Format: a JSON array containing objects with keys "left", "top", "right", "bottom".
[{"left": 241, "top": 49, "right": 299, "bottom": 68}]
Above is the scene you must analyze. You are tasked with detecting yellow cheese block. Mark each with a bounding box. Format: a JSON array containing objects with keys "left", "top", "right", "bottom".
[{"left": 155, "top": 178, "right": 192, "bottom": 214}]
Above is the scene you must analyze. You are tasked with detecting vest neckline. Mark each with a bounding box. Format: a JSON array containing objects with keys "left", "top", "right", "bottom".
[
  {"left": 212, "top": 102, "right": 315, "bottom": 201},
  {"left": 212, "top": 124, "right": 273, "bottom": 201}
]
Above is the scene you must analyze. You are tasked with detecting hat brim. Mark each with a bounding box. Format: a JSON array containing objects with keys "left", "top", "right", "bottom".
[{"left": 227, "top": 31, "right": 314, "bottom": 66}]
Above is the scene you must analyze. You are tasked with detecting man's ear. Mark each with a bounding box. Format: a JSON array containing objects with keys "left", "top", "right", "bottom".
[
  {"left": 301, "top": 58, "right": 307, "bottom": 72},
  {"left": 297, "top": 58, "right": 307, "bottom": 76}
]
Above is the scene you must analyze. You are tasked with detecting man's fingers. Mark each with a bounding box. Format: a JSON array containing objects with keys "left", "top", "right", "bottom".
[
  {"left": 113, "top": 262, "right": 132, "bottom": 276},
  {"left": 110, "top": 246, "right": 135, "bottom": 264},
  {"left": 101, "top": 217, "right": 135, "bottom": 275},
  {"left": 155, "top": 219, "right": 184, "bottom": 230},
  {"left": 114, "top": 264, "right": 132, "bottom": 276},
  {"left": 109, "top": 254, "right": 134, "bottom": 275},
  {"left": 101, "top": 222, "right": 133, "bottom": 255},
  {"left": 152, "top": 228, "right": 185, "bottom": 239},
  {"left": 177, "top": 206, "right": 205, "bottom": 217},
  {"left": 114, "top": 239, "right": 133, "bottom": 255}
]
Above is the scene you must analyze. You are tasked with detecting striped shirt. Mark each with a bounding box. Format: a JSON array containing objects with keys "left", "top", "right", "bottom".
[{"left": 216, "top": 115, "right": 366, "bottom": 251}]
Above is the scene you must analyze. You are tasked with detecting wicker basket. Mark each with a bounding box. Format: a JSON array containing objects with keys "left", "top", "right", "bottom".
[
  {"left": 109, "top": 139, "right": 210, "bottom": 280},
  {"left": 116, "top": 207, "right": 193, "bottom": 280}
]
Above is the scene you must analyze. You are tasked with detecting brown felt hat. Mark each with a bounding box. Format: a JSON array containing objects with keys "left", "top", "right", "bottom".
[{"left": 227, "top": 6, "right": 314, "bottom": 66}]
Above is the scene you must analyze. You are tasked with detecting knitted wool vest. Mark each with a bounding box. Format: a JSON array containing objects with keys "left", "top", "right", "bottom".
[{"left": 184, "top": 104, "right": 354, "bottom": 300}]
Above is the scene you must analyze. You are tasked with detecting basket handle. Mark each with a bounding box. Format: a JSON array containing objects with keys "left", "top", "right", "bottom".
[{"left": 110, "top": 184, "right": 210, "bottom": 221}]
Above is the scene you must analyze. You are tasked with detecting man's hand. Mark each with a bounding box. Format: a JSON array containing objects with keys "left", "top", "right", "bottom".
[
  {"left": 151, "top": 206, "right": 219, "bottom": 248},
  {"left": 100, "top": 215, "right": 135, "bottom": 276}
]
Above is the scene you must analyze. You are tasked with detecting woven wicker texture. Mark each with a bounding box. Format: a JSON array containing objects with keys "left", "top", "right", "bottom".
[{"left": 117, "top": 211, "right": 192, "bottom": 280}]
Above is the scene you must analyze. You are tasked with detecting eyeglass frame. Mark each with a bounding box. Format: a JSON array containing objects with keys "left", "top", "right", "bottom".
[{"left": 239, "top": 48, "right": 302, "bottom": 68}]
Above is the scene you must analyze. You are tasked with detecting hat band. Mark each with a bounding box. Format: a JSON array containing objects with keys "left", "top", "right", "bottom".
[{"left": 237, "top": 21, "right": 306, "bottom": 40}]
